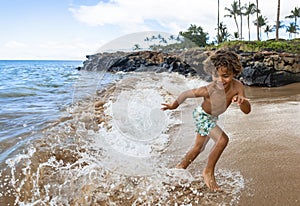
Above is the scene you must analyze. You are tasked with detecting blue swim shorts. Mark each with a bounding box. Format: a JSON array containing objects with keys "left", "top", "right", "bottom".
[{"left": 192, "top": 106, "right": 218, "bottom": 136}]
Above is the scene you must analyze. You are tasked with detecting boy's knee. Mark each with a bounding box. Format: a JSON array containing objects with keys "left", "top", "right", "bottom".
[
  {"left": 199, "top": 145, "right": 206, "bottom": 152},
  {"left": 219, "top": 135, "right": 229, "bottom": 146}
]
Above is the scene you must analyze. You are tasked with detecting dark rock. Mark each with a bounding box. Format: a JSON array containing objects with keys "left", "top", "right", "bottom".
[
  {"left": 239, "top": 51, "right": 300, "bottom": 86},
  {"left": 81, "top": 49, "right": 300, "bottom": 87},
  {"left": 82, "top": 50, "right": 197, "bottom": 77}
]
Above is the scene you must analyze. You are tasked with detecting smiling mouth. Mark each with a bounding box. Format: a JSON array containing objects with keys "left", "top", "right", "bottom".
[{"left": 216, "top": 82, "right": 225, "bottom": 88}]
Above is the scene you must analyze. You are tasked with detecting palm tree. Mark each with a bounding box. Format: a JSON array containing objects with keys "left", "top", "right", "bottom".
[
  {"left": 238, "top": 0, "right": 243, "bottom": 40},
  {"left": 225, "top": 1, "right": 240, "bottom": 39},
  {"left": 285, "top": 7, "right": 300, "bottom": 38},
  {"left": 157, "top": 34, "right": 163, "bottom": 40},
  {"left": 217, "top": 22, "right": 232, "bottom": 42},
  {"left": 254, "top": 15, "right": 268, "bottom": 40},
  {"left": 133, "top": 44, "right": 141, "bottom": 51},
  {"left": 286, "top": 22, "right": 299, "bottom": 39},
  {"left": 273, "top": 20, "right": 286, "bottom": 37},
  {"left": 217, "top": 0, "right": 220, "bottom": 43},
  {"left": 151, "top": 35, "right": 157, "bottom": 40},
  {"left": 168, "top": 35, "right": 175, "bottom": 41},
  {"left": 159, "top": 37, "right": 167, "bottom": 44},
  {"left": 244, "top": 2, "right": 259, "bottom": 41},
  {"left": 264, "top": 25, "right": 275, "bottom": 39},
  {"left": 256, "top": 0, "right": 260, "bottom": 40},
  {"left": 275, "top": 0, "right": 280, "bottom": 40}
]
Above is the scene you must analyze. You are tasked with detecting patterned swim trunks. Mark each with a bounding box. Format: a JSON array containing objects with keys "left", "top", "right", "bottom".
[{"left": 192, "top": 106, "right": 218, "bottom": 136}]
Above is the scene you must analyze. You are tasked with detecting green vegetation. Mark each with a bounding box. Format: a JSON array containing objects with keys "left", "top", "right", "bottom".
[
  {"left": 142, "top": 34, "right": 300, "bottom": 54},
  {"left": 179, "top": 24, "right": 208, "bottom": 47},
  {"left": 209, "top": 38, "right": 300, "bottom": 53}
]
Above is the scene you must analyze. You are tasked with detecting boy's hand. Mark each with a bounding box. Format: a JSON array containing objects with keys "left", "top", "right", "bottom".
[
  {"left": 232, "top": 95, "right": 250, "bottom": 106},
  {"left": 161, "top": 103, "right": 177, "bottom": 111}
]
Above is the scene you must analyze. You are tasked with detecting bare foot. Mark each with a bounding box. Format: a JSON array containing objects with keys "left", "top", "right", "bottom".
[{"left": 202, "top": 169, "right": 221, "bottom": 191}]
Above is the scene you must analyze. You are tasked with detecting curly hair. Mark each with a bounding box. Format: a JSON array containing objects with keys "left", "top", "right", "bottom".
[{"left": 203, "top": 50, "right": 242, "bottom": 76}]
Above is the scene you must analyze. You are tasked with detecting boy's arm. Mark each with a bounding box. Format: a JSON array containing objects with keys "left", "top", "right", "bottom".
[
  {"left": 232, "top": 83, "right": 251, "bottom": 114},
  {"left": 161, "top": 86, "right": 207, "bottom": 110},
  {"left": 239, "top": 97, "right": 251, "bottom": 114}
]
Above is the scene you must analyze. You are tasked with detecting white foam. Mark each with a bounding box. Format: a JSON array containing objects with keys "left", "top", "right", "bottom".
[{"left": 1, "top": 72, "right": 246, "bottom": 205}]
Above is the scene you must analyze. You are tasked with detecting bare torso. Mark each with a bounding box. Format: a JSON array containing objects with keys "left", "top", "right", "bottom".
[{"left": 201, "top": 79, "right": 241, "bottom": 116}]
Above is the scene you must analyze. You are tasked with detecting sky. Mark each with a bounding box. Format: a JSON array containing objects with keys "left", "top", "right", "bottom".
[{"left": 0, "top": 0, "right": 299, "bottom": 60}]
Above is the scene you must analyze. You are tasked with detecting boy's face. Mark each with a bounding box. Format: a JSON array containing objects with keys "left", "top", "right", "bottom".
[{"left": 212, "top": 66, "right": 234, "bottom": 90}]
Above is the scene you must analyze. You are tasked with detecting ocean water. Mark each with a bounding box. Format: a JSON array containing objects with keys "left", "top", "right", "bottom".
[
  {"left": 0, "top": 60, "right": 80, "bottom": 161},
  {"left": 0, "top": 60, "right": 124, "bottom": 163}
]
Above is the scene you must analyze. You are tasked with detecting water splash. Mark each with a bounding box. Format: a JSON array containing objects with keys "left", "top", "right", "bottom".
[{"left": 0, "top": 72, "right": 246, "bottom": 205}]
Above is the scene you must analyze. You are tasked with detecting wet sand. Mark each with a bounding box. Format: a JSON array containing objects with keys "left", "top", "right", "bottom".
[{"left": 220, "top": 83, "right": 300, "bottom": 206}]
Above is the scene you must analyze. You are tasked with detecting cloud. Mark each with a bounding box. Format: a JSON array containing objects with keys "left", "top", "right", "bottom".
[
  {"left": 70, "top": 0, "right": 217, "bottom": 35},
  {"left": 70, "top": 0, "right": 299, "bottom": 42},
  {"left": 4, "top": 41, "right": 28, "bottom": 49}
]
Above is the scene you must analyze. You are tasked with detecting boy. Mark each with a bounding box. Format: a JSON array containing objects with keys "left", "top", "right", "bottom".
[{"left": 161, "top": 50, "right": 251, "bottom": 191}]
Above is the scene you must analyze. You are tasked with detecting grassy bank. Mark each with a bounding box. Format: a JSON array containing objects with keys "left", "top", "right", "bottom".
[{"left": 211, "top": 38, "right": 300, "bottom": 53}]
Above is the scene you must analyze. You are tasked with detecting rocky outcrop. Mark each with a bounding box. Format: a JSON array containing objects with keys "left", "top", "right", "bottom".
[
  {"left": 82, "top": 51, "right": 199, "bottom": 77},
  {"left": 81, "top": 49, "right": 300, "bottom": 87},
  {"left": 239, "top": 51, "right": 300, "bottom": 87}
]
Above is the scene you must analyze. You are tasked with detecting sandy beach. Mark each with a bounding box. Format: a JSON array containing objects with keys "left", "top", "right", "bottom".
[{"left": 220, "top": 83, "right": 300, "bottom": 206}]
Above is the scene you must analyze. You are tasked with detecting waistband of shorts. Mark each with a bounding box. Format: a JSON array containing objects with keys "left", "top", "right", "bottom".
[
  {"left": 194, "top": 106, "right": 218, "bottom": 119},
  {"left": 194, "top": 106, "right": 210, "bottom": 115}
]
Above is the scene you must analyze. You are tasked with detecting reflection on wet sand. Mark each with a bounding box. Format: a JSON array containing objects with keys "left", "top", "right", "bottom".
[{"left": 220, "top": 82, "right": 300, "bottom": 206}]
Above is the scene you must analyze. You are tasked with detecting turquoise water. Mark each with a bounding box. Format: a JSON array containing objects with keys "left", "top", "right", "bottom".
[
  {"left": 0, "top": 60, "right": 81, "bottom": 161},
  {"left": 0, "top": 60, "right": 122, "bottom": 163}
]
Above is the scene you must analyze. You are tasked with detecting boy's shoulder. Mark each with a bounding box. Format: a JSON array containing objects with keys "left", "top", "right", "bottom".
[
  {"left": 232, "top": 79, "right": 245, "bottom": 93},
  {"left": 233, "top": 79, "right": 243, "bottom": 87}
]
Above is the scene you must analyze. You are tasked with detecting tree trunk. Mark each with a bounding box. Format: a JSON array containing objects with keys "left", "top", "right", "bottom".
[
  {"left": 276, "top": 0, "right": 280, "bottom": 40},
  {"left": 234, "top": 17, "right": 239, "bottom": 37},
  {"left": 256, "top": 0, "right": 260, "bottom": 41},
  {"left": 239, "top": 0, "right": 242, "bottom": 40},
  {"left": 218, "top": 0, "right": 220, "bottom": 43},
  {"left": 248, "top": 16, "right": 251, "bottom": 41}
]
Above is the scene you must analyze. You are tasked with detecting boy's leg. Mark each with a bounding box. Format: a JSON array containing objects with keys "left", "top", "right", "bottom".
[
  {"left": 176, "top": 134, "right": 209, "bottom": 169},
  {"left": 202, "top": 125, "right": 229, "bottom": 191}
]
